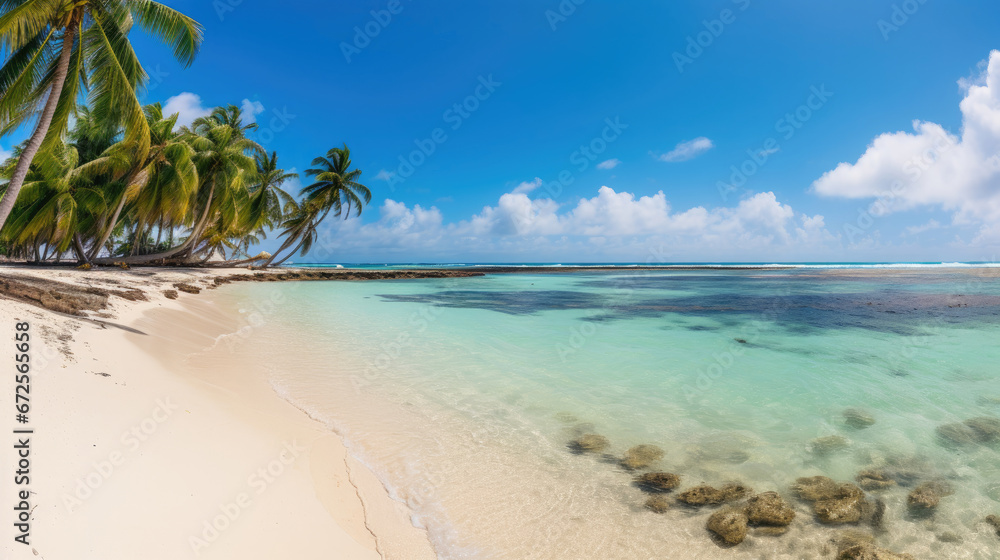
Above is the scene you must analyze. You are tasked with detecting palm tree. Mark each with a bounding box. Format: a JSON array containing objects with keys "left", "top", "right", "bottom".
[
  {"left": 80, "top": 102, "right": 197, "bottom": 261},
  {"left": 0, "top": 0, "right": 203, "bottom": 233},
  {"left": 1, "top": 140, "right": 106, "bottom": 260},
  {"left": 98, "top": 105, "right": 262, "bottom": 264},
  {"left": 263, "top": 145, "right": 370, "bottom": 267}
]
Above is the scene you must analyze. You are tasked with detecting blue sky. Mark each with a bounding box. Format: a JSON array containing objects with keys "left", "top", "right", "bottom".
[{"left": 9, "top": 0, "right": 1000, "bottom": 263}]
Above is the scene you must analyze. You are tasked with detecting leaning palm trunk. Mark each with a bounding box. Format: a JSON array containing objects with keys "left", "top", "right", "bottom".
[
  {"left": 261, "top": 233, "right": 300, "bottom": 267},
  {"left": 94, "top": 182, "right": 216, "bottom": 264},
  {"left": 88, "top": 167, "right": 149, "bottom": 261},
  {"left": 0, "top": 24, "right": 79, "bottom": 232}
]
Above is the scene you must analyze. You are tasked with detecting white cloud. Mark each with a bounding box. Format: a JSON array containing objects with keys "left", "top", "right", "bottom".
[
  {"left": 812, "top": 50, "right": 1000, "bottom": 233},
  {"left": 904, "top": 219, "right": 943, "bottom": 236},
  {"left": 658, "top": 137, "right": 714, "bottom": 162},
  {"left": 0, "top": 144, "right": 12, "bottom": 162},
  {"left": 162, "top": 92, "right": 212, "bottom": 129},
  {"left": 597, "top": 158, "right": 621, "bottom": 170},
  {"left": 240, "top": 98, "right": 266, "bottom": 125},
  {"left": 511, "top": 177, "right": 543, "bottom": 194},
  {"left": 374, "top": 169, "right": 395, "bottom": 181},
  {"left": 310, "top": 183, "right": 833, "bottom": 262}
]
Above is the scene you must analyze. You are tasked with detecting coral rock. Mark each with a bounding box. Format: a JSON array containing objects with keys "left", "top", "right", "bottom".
[
  {"left": 707, "top": 508, "right": 749, "bottom": 545},
  {"left": 746, "top": 492, "right": 795, "bottom": 526},
  {"left": 906, "top": 481, "right": 954, "bottom": 511},
  {"left": 620, "top": 444, "right": 664, "bottom": 470},
  {"left": 844, "top": 408, "right": 876, "bottom": 429},
  {"left": 644, "top": 495, "right": 671, "bottom": 513},
  {"left": 636, "top": 472, "right": 681, "bottom": 493},
  {"left": 964, "top": 417, "right": 1000, "bottom": 443},
  {"left": 856, "top": 469, "right": 895, "bottom": 491},
  {"left": 569, "top": 434, "right": 609, "bottom": 453}
]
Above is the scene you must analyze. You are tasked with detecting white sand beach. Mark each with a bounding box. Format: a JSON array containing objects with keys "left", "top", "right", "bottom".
[{"left": 0, "top": 266, "right": 437, "bottom": 560}]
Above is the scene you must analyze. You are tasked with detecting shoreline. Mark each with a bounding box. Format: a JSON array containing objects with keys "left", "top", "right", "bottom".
[{"left": 0, "top": 266, "right": 437, "bottom": 559}]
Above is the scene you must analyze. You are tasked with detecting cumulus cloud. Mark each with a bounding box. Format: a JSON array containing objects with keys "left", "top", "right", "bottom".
[
  {"left": 658, "top": 137, "right": 714, "bottom": 162},
  {"left": 162, "top": 92, "right": 212, "bottom": 128},
  {"left": 0, "top": 144, "right": 12, "bottom": 162},
  {"left": 240, "top": 98, "right": 266, "bottom": 125},
  {"left": 511, "top": 177, "right": 543, "bottom": 194},
  {"left": 812, "top": 50, "right": 1000, "bottom": 231},
  {"left": 374, "top": 169, "right": 395, "bottom": 182},
  {"left": 597, "top": 158, "right": 621, "bottom": 170},
  {"left": 308, "top": 183, "right": 832, "bottom": 262}
]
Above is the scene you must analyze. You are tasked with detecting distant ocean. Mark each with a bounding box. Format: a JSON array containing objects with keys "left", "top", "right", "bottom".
[
  {"left": 288, "top": 261, "right": 1000, "bottom": 270},
  {"left": 211, "top": 266, "right": 1000, "bottom": 558}
]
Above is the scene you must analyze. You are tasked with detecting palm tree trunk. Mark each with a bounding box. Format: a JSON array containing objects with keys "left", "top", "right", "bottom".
[
  {"left": 261, "top": 233, "right": 300, "bottom": 267},
  {"left": 94, "top": 182, "right": 215, "bottom": 264},
  {"left": 73, "top": 233, "right": 89, "bottom": 264},
  {"left": 88, "top": 168, "right": 148, "bottom": 261},
  {"left": 269, "top": 227, "right": 315, "bottom": 267},
  {"left": 0, "top": 23, "right": 78, "bottom": 232}
]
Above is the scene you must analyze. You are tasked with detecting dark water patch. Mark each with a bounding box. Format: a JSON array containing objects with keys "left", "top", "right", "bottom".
[
  {"left": 685, "top": 325, "right": 719, "bottom": 331},
  {"left": 377, "top": 290, "right": 604, "bottom": 315},
  {"left": 376, "top": 286, "right": 1000, "bottom": 333}
]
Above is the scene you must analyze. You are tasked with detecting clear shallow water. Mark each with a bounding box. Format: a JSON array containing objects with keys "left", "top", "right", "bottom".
[{"left": 217, "top": 269, "right": 1000, "bottom": 559}]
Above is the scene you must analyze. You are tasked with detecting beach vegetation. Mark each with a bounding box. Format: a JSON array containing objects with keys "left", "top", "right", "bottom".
[{"left": 0, "top": 4, "right": 368, "bottom": 267}]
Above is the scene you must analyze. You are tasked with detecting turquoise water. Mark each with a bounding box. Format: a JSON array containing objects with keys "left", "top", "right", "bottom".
[{"left": 217, "top": 269, "right": 1000, "bottom": 559}]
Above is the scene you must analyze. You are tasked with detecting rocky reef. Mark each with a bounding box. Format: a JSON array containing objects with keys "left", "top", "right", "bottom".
[
  {"left": 706, "top": 508, "right": 749, "bottom": 545},
  {"left": 568, "top": 433, "right": 609, "bottom": 453},
  {"left": 677, "top": 483, "right": 751, "bottom": 507},
  {"left": 793, "top": 476, "right": 870, "bottom": 524},
  {"left": 619, "top": 444, "right": 664, "bottom": 470},
  {"left": 635, "top": 472, "right": 681, "bottom": 493}
]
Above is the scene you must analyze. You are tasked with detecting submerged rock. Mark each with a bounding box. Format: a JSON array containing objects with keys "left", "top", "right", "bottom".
[
  {"left": 986, "top": 514, "right": 1000, "bottom": 536},
  {"left": 635, "top": 472, "right": 681, "bottom": 493},
  {"left": 906, "top": 481, "right": 954, "bottom": 511},
  {"left": 936, "top": 423, "right": 980, "bottom": 445},
  {"left": 678, "top": 485, "right": 725, "bottom": 506},
  {"left": 964, "top": 416, "right": 1000, "bottom": 443},
  {"left": 707, "top": 508, "right": 749, "bottom": 545},
  {"left": 554, "top": 411, "right": 579, "bottom": 424},
  {"left": 844, "top": 408, "right": 876, "bottom": 429},
  {"left": 856, "top": 469, "right": 896, "bottom": 491},
  {"left": 644, "top": 495, "right": 671, "bottom": 513},
  {"left": 864, "top": 498, "right": 887, "bottom": 531},
  {"left": 793, "top": 476, "right": 843, "bottom": 501},
  {"left": 753, "top": 526, "right": 790, "bottom": 537},
  {"left": 795, "top": 477, "right": 869, "bottom": 524},
  {"left": 620, "top": 444, "right": 664, "bottom": 470},
  {"left": 677, "top": 483, "right": 750, "bottom": 507},
  {"left": 837, "top": 543, "right": 915, "bottom": 560},
  {"left": 937, "top": 531, "right": 963, "bottom": 543},
  {"left": 815, "top": 485, "right": 868, "bottom": 525},
  {"left": 569, "top": 434, "right": 609, "bottom": 453},
  {"left": 811, "top": 435, "right": 850, "bottom": 454},
  {"left": 745, "top": 492, "right": 795, "bottom": 526}
]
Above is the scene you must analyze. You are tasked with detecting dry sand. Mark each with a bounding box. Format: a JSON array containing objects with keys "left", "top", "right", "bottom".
[{"left": 0, "top": 265, "right": 440, "bottom": 560}]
